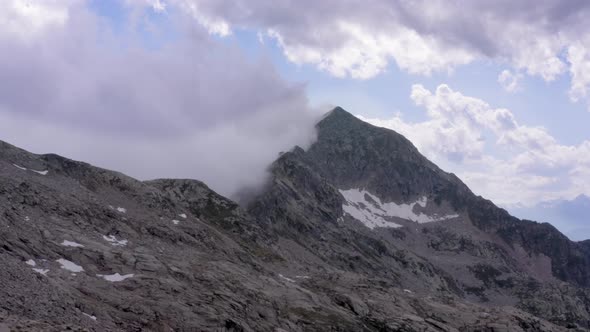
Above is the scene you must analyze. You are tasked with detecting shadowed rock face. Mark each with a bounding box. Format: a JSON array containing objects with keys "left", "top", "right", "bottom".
[{"left": 0, "top": 108, "right": 589, "bottom": 331}]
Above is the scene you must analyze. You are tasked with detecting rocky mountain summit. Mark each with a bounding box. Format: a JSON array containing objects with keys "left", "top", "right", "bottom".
[{"left": 1, "top": 107, "right": 590, "bottom": 331}]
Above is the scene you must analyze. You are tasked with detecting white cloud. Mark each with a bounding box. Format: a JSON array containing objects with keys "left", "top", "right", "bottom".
[
  {"left": 0, "top": 0, "right": 76, "bottom": 41},
  {"left": 498, "top": 70, "right": 523, "bottom": 93},
  {"left": 359, "top": 84, "right": 590, "bottom": 205},
  {"left": 268, "top": 22, "right": 474, "bottom": 79},
  {"left": 0, "top": 1, "right": 318, "bottom": 197},
  {"left": 142, "top": 0, "right": 590, "bottom": 108},
  {"left": 177, "top": 1, "right": 230, "bottom": 36},
  {"left": 567, "top": 41, "right": 590, "bottom": 106},
  {"left": 151, "top": 0, "right": 167, "bottom": 12}
]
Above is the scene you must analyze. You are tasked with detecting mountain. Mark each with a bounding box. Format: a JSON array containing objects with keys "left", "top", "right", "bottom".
[
  {"left": 510, "top": 195, "right": 590, "bottom": 241},
  {"left": 1, "top": 107, "right": 589, "bottom": 331}
]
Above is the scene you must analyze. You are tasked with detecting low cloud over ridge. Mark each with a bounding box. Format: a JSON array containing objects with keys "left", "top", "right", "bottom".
[{"left": 0, "top": 1, "right": 318, "bottom": 196}]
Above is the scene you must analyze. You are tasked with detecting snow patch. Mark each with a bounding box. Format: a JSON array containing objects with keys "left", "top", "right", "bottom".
[
  {"left": 56, "top": 259, "right": 84, "bottom": 273},
  {"left": 61, "top": 240, "right": 84, "bottom": 248},
  {"left": 82, "top": 313, "right": 97, "bottom": 321},
  {"left": 25, "top": 259, "right": 36, "bottom": 266},
  {"left": 172, "top": 219, "right": 180, "bottom": 225},
  {"left": 340, "top": 189, "right": 459, "bottom": 229},
  {"left": 340, "top": 189, "right": 402, "bottom": 229},
  {"left": 295, "top": 275, "right": 311, "bottom": 279},
  {"left": 179, "top": 213, "right": 187, "bottom": 219},
  {"left": 13, "top": 164, "right": 48, "bottom": 175},
  {"left": 278, "top": 274, "right": 295, "bottom": 283},
  {"left": 24, "top": 216, "right": 30, "bottom": 221},
  {"left": 116, "top": 207, "right": 127, "bottom": 213},
  {"left": 32, "top": 268, "right": 49, "bottom": 275},
  {"left": 97, "top": 273, "right": 134, "bottom": 282},
  {"left": 102, "top": 235, "right": 128, "bottom": 247}
]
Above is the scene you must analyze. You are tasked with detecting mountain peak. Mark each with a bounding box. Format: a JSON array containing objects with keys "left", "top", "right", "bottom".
[
  {"left": 303, "top": 106, "right": 471, "bottom": 205},
  {"left": 319, "top": 106, "right": 363, "bottom": 127},
  {"left": 3, "top": 120, "right": 590, "bottom": 330}
]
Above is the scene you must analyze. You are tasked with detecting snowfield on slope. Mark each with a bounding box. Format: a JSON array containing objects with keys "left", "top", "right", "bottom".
[
  {"left": 13, "top": 164, "right": 48, "bottom": 175},
  {"left": 97, "top": 273, "right": 134, "bottom": 282},
  {"left": 103, "top": 235, "right": 128, "bottom": 246},
  {"left": 61, "top": 240, "right": 84, "bottom": 248},
  {"left": 56, "top": 259, "right": 84, "bottom": 273},
  {"left": 340, "top": 188, "right": 459, "bottom": 229}
]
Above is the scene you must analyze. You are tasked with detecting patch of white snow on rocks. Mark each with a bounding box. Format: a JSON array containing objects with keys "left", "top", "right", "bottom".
[
  {"left": 97, "top": 273, "right": 134, "bottom": 282},
  {"left": 61, "top": 240, "right": 84, "bottom": 248},
  {"left": 102, "top": 235, "right": 128, "bottom": 246},
  {"left": 82, "top": 313, "right": 97, "bottom": 321},
  {"left": 279, "top": 274, "right": 295, "bottom": 283},
  {"left": 179, "top": 213, "right": 187, "bottom": 219},
  {"left": 116, "top": 207, "right": 127, "bottom": 213},
  {"left": 56, "top": 259, "right": 84, "bottom": 273},
  {"left": 25, "top": 259, "right": 36, "bottom": 266},
  {"left": 172, "top": 219, "right": 180, "bottom": 225},
  {"left": 340, "top": 189, "right": 459, "bottom": 229},
  {"left": 32, "top": 268, "right": 49, "bottom": 275},
  {"left": 13, "top": 164, "right": 48, "bottom": 175}
]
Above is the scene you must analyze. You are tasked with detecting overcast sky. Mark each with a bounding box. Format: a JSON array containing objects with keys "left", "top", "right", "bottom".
[{"left": 1, "top": 0, "right": 590, "bottom": 211}]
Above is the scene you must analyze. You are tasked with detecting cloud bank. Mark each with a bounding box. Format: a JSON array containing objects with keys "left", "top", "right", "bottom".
[
  {"left": 2, "top": 0, "right": 588, "bottom": 206},
  {"left": 146, "top": 0, "right": 590, "bottom": 108},
  {"left": 359, "top": 84, "right": 590, "bottom": 206},
  {"left": 0, "top": 0, "right": 318, "bottom": 196}
]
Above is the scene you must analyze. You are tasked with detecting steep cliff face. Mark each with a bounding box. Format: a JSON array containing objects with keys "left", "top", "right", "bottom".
[{"left": 0, "top": 108, "right": 589, "bottom": 331}]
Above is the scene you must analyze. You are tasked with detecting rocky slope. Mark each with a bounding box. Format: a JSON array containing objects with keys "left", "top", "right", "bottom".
[
  {"left": 0, "top": 108, "right": 588, "bottom": 331},
  {"left": 246, "top": 108, "right": 590, "bottom": 329}
]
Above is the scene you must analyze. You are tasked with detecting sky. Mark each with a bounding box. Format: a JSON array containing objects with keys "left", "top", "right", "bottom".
[{"left": 1, "top": 1, "right": 590, "bottom": 214}]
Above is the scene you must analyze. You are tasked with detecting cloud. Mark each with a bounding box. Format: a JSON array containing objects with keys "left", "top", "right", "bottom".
[
  {"left": 0, "top": 0, "right": 75, "bottom": 41},
  {"left": 567, "top": 41, "right": 590, "bottom": 105},
  {"left": 498, "top": 70, "right": 523, "bottom": 93},
  {"left": 359, "top": 84, "right": 590, "bottom": 205},
  {"left": 145, "top": 0, "right": 590, "bottom": 107},
  {"left": 267, "top": 22, "right": 474, "bottom": 79},
  {"left": 0, "top": 1, "right": 318, "bottom": 196}
]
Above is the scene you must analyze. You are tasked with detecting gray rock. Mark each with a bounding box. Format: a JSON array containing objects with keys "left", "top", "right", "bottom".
[{"left": 0, "top": 109, "right": 586, "bottom": 331}]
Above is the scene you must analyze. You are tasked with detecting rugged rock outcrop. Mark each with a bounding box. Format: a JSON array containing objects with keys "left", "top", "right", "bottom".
[
  {"left": 0, "top": 108, "right": 588, "bottom": 331},
  {"left": 247, "top": 107, "right": 590, "bottom": 329}
]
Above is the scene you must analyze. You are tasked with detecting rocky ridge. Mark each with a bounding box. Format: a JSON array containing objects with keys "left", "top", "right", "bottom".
[{"left": 0, "top": 108, "right": 588, "bottom": 331}]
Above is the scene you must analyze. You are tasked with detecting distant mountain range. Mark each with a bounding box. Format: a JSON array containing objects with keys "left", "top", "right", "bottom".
[{"left": 509, "top": 195, "right": 590, "bottom": 241}]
